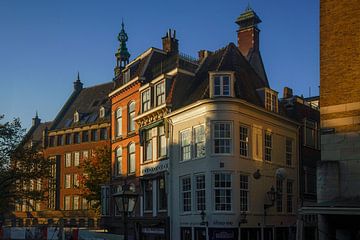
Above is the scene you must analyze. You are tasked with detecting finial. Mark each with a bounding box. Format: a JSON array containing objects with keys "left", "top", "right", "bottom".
[
  {"left": 245, "top": 3, "right": 252, "bottom": 11},
  {"left": 35, "top": 111, "right": 39, "bottom": 118},
  {"left": 77, "top": 71, "right": 80, "bottom": 81},
  {"left": 114, "top": 19, "right": 131, "bottom": 74}
]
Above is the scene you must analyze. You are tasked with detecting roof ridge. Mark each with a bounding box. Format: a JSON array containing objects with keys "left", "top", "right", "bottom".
[
  {"left": 83, "top": 81, "right": 113, "bottom": 90},
  {"left": 216, "top": 43, "right": 231, "bottom": 71}
]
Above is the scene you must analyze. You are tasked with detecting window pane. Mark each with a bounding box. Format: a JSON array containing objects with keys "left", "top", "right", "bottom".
[
  {"left": 194, "top": 125, "right": 205, "bottom": 158},
  {"left": 181, "top": 130, "right": 191, "bottom": 161},
  {"left": 240, "top": 126, "right": 249, "bottom": 157},
  {"left": 214, "top": 122, "right": 232, "bottom": 154}
]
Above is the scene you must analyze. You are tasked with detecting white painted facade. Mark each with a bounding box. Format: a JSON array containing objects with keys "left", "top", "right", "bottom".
[{"left": 167, "top": 98, "right": 299, "bottom": 240}]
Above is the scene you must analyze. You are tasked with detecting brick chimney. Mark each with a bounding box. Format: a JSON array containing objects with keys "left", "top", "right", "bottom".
[
  {"left": 283, "top": 87, "right": 293, "bottom": 99},
  {"left": 235, "top": 6, "right": 262, "bottom": 57},
  {"left": 162, "top": 29, "right": 179, "bottom": 54}
]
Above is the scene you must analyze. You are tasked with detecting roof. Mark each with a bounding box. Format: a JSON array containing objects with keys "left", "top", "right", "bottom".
[
  {"left": 23, "top": 121, "right": 52, "bottom": 148},
  {"left": 171, "top": 43, "right": 270, "bottom": 110},
  {"left": 50, "top": 82, "right": 113, "bottom": 130}
]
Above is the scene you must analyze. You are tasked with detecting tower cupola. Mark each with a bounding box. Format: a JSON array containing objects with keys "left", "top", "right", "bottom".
[{"left": 114, "top": 21, "right": 130, "bottom": 77}]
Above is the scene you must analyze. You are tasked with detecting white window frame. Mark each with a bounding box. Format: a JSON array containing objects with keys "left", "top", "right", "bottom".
[
  {"left": 265, "top": 89, "right": 278, "bottom": 112},
  {"left": 115, "top": 147, "right": 122, "bottom": 176},
  {"left": 264, "top": 131, "right": 272, "bottom": 161},
  {"left": 180, "top": 129, "right": 192, "bottom": 161},
  {"left": 74, "top": 111, "right": 79, "bottom": 123},
  {"left": 142, "top": 89, "right": 151, "bottom": 113},
  {"left": 116, "top": 108, "right": 122, "bottom": 137},
  {"left": 155, "top": 81, "right": 165, "bottom": 106},
  {"left": 286, "top": 138, "right": 293, "bottom": 166},
  {"left": 82, "top": 150, "right": 89, "bottom": 159},
  {"left": 213, "top": 121, "right": 232, "bottom": 155},
  {"left": 99, "top": 106, "right": 105, "bottom": 118},
  {"left": 195, "top": 174, "right": 206, "bottom": 211},
  {"left": 128, "top": 142, "right": 136, "bottom": 174},
  {"left": 144, "top": 129, "right": 153, "bottom": 162},
  {"left": 213, "top": 172, "right": 232, "bottom": 212},
  {"left": 73, "top": 196, "right": 79, "bottom": 210},
  {"left": 128, "top": 101, "right": 136, "bottom": 132},
  {"left": 64, "top": 196, "right": 71, "bottom": 210},
  {"left": 73, "top": 173, "right": 79, "bottom": 188},
  {"left": 74, "top": 152, "right": 80, "bottom": 166},
  {"left": 240, "top": 125, "right": 249, "bottom": 157},
  {"left": 194, "top": 125, "right": 205, "bottom": 159},
  {"left": 240, "top": 174, "right": 249, "bottom": 212},
  {"left": 65, "top": 153, "right": 72, "bottom": 167},
  {"left": 158, "top": 126, "right": 167, "bottom": 158},
  {"left": 181, "top": 176, "right": 192, "bottom": 213},
  {"left": 65, "top": 174, "right": 71, "bottom": 189}
]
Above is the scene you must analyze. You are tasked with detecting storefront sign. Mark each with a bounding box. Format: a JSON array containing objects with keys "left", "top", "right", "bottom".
[
  {"left": 208, "top": 228, "right": 238, "bottom": 240},
  {"left": 142, "top": 227, "right": 165, "bottom": 235},
  {"left": 140, "top": 160, "right": 169, "bottom": 176}
]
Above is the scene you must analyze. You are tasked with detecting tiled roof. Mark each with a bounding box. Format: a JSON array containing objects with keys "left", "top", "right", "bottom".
[
  {"left": 24, "top": 121, "right": 52, "bottom": 148},
  {"left": 50, "top": 82, "right": 113, "bottom": 130}
]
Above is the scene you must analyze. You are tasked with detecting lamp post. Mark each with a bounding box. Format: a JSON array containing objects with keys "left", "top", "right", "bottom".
[
  {"left": 113, "top": 181, "right": 139, "bottom": 240},
  {"left": 264, "top": 186, "right": 276, "bottom": 210}
]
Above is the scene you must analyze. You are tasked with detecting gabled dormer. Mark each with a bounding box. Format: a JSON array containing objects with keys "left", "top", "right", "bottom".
[
  {"left": 256, "top": 87, "right": 279, "bottom": 113},
  {"left": 99, "top": 106, "right": 106, "bottom": 118},
  {"left": 209, "top": 71, "right": 235, "bottom": 98},
  {"left": 74, "top": 111, "right": 80, "bottom": 123}
]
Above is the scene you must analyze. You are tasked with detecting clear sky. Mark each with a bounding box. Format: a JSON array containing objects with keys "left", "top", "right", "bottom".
[{"left": 0, "top": 0, "right": 319, "bottom": 130}]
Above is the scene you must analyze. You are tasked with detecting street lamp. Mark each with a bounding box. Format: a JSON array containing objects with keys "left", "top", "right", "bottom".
[
  {"left": 113, "top": 181, "right": 139, "bottom": 240},
  {"left": 264, "top": 186, "right": 276, "bottom": 210}
]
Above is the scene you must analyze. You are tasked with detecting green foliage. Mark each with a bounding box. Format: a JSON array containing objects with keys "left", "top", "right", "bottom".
[
  {"left": 0, "top": 115, "right": 51, "bottom": 215},
  {"left": 79, "top": 145, "right": 111, "bottom": 210}
]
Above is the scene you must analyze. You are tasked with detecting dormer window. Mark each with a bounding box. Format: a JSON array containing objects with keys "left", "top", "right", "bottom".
[
  {"left": 209, "top": 71, "right": 235, "bottom": 98},
  {"left": 142, "top": 89, "right": 151, "bottom": 113},
  {"left": 74, "top": 111, "right": 79, "bottom": 123},
  {"left": 99, "top": 106, "right": 105, "bottom": 118},
  {"left": 265, "top": 90, "right": 278, "bottom": 113},
  {"left": 155, "top": 81, "right": 165, "bottom": 106}
]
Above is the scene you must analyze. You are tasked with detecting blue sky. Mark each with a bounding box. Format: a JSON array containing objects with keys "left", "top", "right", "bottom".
[{"left": 0, "top": 0, "right": 319, "bottom": 129}]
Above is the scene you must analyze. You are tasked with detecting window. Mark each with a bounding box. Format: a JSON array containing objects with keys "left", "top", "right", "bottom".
[
  {"left": 99, "top": 106, "right": 105, "bottom": 118},
  {"left": 65, "top": 153, "right": 72, "bottom": 167},
  {"left": 194, "top": 125, "right": 205, "bottom": 158},
  {"left": 214, "top": 173, "right": 232, "bottom": 211},
  {"left": 276, "top": 178, "right": 283, "bottom": 212},
  {"left": 265, "top": 131, "right": 272, "bottom": 161},
  {"left": 74, "top": 111, "right": 79, "bottom": 123},
  {"left": 73, "top": 132, "right": 80, "bottom": 144},
  {"left": 304, "top": 119, "right": 319, "bottom": 149},
  {"left": 73, "top": 196, "right": 79, "bottom": 210},
  {"left": 213, "top": 122, "right": 232, "bottom": 154},
  {"left": 49, "top": 136, "right": 55, "bottom": 147},
  {"left": 82, "top": 198, "right": 88, "bottom": 210},
  {"left": 196, "top": 175, "right": 206, "bottom": 211},
  {"left": 156, "top": 81, "right": 165, "bottom": 106},
  {"left": 286, "top": 138, "right": 293, "bottom": 166},
  {"left": 181, "top": 130, "right": 191, "bottom": 161},
  {"left": 74, "top": 152, "right": 80, "bottom": 166},
  {"left": 73, "top": 174, "right": 79, "bottom": 188},
  {"left": 158, "top": 126, "right": 167, "bottom": 158},
  {"left": 158, "top": 177, "right": 167, "bottom": 211},
  {"left": 101, "top": 186, "right": 110, "bottom": 215},
  {"left": 265, "top": 90, "right": 278, "bottom": 112},
  {"left": 65, "top": 174, "right": 71, "bottom": 189},
  {"left": 91, "top": 129, "right": 97, "bottom": 141},
  {"left": 82, "top": 150, "right": 89, "bottom": 159},
  {"left": 144, "top": 180, "right": 153, "bottom": 212},
  {"left": 145, "top": 130, "right": 153, "bottom": 161},
  {"left": 287, "top": 180, "right": 293, "bottom": 213},
  {"left": 128, "top": 102, "right": 136, "bottom": 132},
  {"left": 142, "top": 90, "right": 151, "bottom": 112},
  {"left": 116, "top": 108, "right": 122, "bottom": 137},
  {"left": 64, "top": 196, "right": 71, "bottom": 210},
  {"left": 65, "top": 133, "right": 71, "bottom": 145},
  {"left": 82, "top": 131, "right": 89, "bottom": 142},
  {"left": 100, "top": 128, "right": 108, "bottom": 140},
  {"left": 128, "top": 143, "right": 135, "bottom": 174},
  {"left": 240, "top": 126, "right": 249, "bottom": 157},
  {"left": 181, "top": 177, "right": 192, "bottom": 212},
  {"left": 57, "top": 135, "right": 63, "bottom": 146},
  {"left": 240, "top": 175, "right": 249, "bottom": 212},
  {"left": 213, "top": 75, "right": 231, "bottom": 96},
  {"left": 115, "top": 147, "right": 122, "bottom": 176}
]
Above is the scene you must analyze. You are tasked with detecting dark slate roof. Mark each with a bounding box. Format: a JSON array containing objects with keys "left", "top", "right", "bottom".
[
  {"left": 50, "top": 82, "right": 113, "bottom": 130},
  {"left": 247, "top": 48, "right": 269, "bottom": 86},
  {"left": 171, "top": 43, "right": 269, "bottom": 110},
  {"left": 23, "top": 121, "right": 52, "bottom": 148}
]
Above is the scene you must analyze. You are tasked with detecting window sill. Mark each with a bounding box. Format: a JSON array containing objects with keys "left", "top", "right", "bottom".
[{"left": 212, "top": 211, "right": 235, "bottom": 215}]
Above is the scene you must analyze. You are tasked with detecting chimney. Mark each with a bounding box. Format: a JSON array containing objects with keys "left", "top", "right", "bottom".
[
  {"left": 162, "top": 29, "right": 179, "bottom": 54},
  {"left": 32, "top": 112, "right": 41, "bottom": 127},
  {"left": 235, "top": 6, "right": 262, "bottom": 57},
  {"left": 74, "top": 72, "right": 83, "bottom": 92},
  {"left": 283, "top": 87, "right": 293, "bottom": 99},
  {"left": 198, "top": 50, "right": 212, "bottom": 61}
]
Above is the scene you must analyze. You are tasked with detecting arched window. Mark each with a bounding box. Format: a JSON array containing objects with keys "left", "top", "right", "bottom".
[
  {"left": 115, "top": 147, "right": 122, "bottom": 176},
  {"left": 116, "top": 108, "right": 122, "bottom": 137},
  {"left": 128, "top": 102, "right": 135, "bottom": 132},
  {"left": 128, "top": 143, "right": 135, "bottom": 174}
]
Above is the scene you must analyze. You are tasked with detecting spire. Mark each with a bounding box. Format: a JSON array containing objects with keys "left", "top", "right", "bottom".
[
  {"left": 114, "top": 20, "right": 130, "bottom": 77},
  {"left": 32, "top": 111, "right": 41, "bottom": 127},
  {"left": 73, "top": 72, "right": 83, "bottom": 92}
]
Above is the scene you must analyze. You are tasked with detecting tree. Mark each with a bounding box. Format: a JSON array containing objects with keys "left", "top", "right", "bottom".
[
  {"left": 79, "top": 145, "right": 111, "bottom": 210},
  {"left": 0, "top": 115, "right": 51, "bottom": 216}
]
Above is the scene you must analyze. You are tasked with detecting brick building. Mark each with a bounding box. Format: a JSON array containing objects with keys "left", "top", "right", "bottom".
[{"left": 301, "top": 1, "right": 360, "bottom": 240}]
